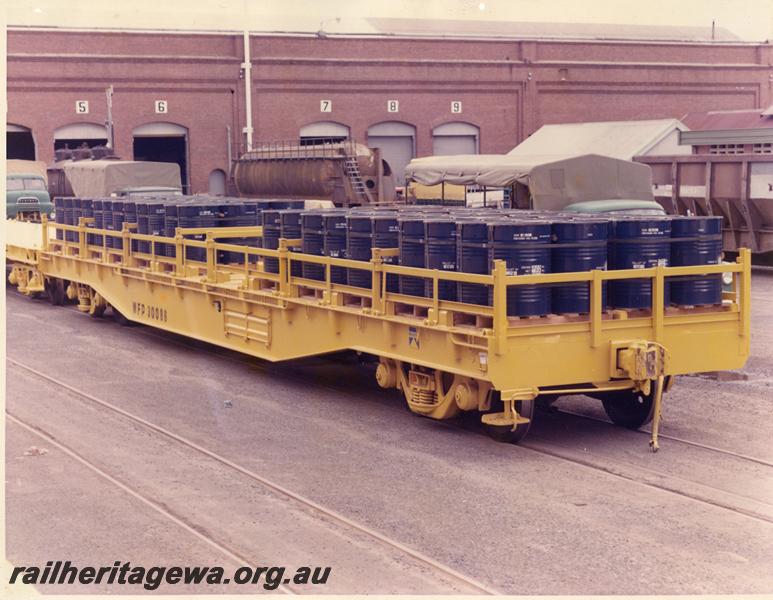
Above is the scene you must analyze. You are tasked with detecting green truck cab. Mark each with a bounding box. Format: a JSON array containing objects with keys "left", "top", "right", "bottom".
[
  {"left": 563, "top": 199, "right": 666, "bottom": 216},
  {"left": 6, "top": 173, "right": 55, "bottom": 220}
]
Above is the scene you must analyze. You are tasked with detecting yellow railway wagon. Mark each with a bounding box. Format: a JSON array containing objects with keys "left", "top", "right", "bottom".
[{"left": 6, "top": 217, "right": 751, "bottom": 449}]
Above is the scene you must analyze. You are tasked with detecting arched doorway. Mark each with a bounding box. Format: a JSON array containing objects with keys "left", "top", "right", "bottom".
[
  {"left": 299, "top": 121, "right": 350, "bottom": 145},
  {"left": 132, "top": 122, "right": 188, "bottom": 192},
  {"left": 7, "top": 123, "right": 36, "bottom": 160},
  {"left": 367, "top": 121, "right": 416, "bottom": 181},
  {"left": 208, "top": 169, "right": 227, "bottom": 195},
  {"left": 53, "top": 122, "right": 108, "bottom": 151},
  {"left": 432, "top": 122, "right": 479, "bottom": 155}
]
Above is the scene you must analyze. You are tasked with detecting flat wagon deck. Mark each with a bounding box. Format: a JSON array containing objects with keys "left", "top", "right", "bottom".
[{"left": 6, "top": 216, "right": 751, "bottom": 448}]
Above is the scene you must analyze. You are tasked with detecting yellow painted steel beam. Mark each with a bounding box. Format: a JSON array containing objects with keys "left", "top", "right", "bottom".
[{"left": 6, "top": 219, "right": 752, "bottom": 399}]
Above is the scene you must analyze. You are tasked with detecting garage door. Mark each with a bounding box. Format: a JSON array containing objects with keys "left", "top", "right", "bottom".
[
  {"left": 300, "top": 121, "right": 350, "bottom": 144},
  {"left": 53, "top": 122, "right": 108, "bottom": 151},
  {"left": 367, "top": 121, "right": 415, "bottom": 182},
  {"left": 432, "top": 122, "right": 479, "bottom": 156}
]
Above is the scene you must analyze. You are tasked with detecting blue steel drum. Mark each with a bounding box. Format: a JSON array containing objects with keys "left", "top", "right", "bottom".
[
  {"left": 424, "top": 218, "right": 458, "bottom": 301},
  {"left": 111, "top": 200, "right": 125, "bottom": 250},
  {"left": 103, "top": 200, "right": 115, "bottom": 249},
  {"left": 123, "top": 200, "right": 138, "bottom": 252},
  {"left": 398, "top": 216, "right": 426, "bottom": 297},
  {"left": 62, "top": 197, "right": 75, "bottom": 243},
  {"left": 217, "top": 202, "right": 245, "bottom": 264},
  {"left": 54, "top": 197, "right": 65, "bottom": 240},
  {"left": 608, "top": 217, "right": 671, "bottom": 310},
  {"left": 261, "top": 209, "right": 281, "bottom": 274},
  {"left": 457, "top": 219, "right": 489, "bottom": 306},
  {"left": 179, "top": 203, "right": 218, "bottom": 262},
  {"left": 301, "top": 212, "right": 326, "bottom": 281},
  {"left": 71, "top": 198, "right": 82, "bottom": 244},
  {"left": 324, "top": 212, "right": 348, "bottom": 284},
  {"left": 279, "top": 209, "right": 304, "bottom": 277},
  {"left": 551, "top": 218, "right": 608, "bottom": 314},
  {"left": 147, "top": 201, "right": 167, "bottom": 257},
  {"left": 372, "top": 214, "right": 400, "bottom": 292},
  {"left": 242, "top": 201, "right": 261, "bottom": 261},
  {"left": 136, "top": 202, "right": 150, "bottom": 253},
  {"left": 164, "top": 203, "right": 178, "bottom": 258},
  {"left": 346, "top": 213, "right": 376, "bottom": 288},
  {"left": 81, "top": 199, "right": 94, "bottom": 246},
  {"left": 488, "top": 220, "right": 552, "bottom": 317},
  {"left": 669, "top": 215, "right": 723, "bottom": 306},
  {"left": 92, "top": 199, "right": 104, "bottom": 246}
]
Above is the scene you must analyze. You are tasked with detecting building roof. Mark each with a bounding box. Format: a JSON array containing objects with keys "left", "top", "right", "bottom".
[
  {"left": 507, "top": 119, "right": 688, "bottom": 161},
  {"left": 681, "top": 108, "right": 773, "bottom": 131},
  {"left": 365, "top": 18, "right": 741, "bottom": 42}
]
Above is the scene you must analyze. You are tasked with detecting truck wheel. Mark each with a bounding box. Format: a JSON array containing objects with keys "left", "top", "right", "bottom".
[
  {"left": 45, "top": 278, "right": 67, "bottom": 306},
  {"left": 599, "top": 379, "right": 669, "bottom": 430},
  {"left": 112, "top": 307, "right": 133, "bottom": 326}
]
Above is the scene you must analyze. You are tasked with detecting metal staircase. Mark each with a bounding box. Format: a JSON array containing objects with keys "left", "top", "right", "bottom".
[{"left": 343, "top": 155, "right": 374, "bottom": 204}]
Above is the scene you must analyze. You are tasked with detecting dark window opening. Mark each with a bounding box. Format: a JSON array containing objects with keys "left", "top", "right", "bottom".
[
  {"left": 7, "top": 131, "right": 36, "bottom": 160},
  {"left": 133, "top": 136, "right": 187, "bottom": 192},
  {"left": 54, "top": 138, "right": 108, "bottom": 151},
  {"left": 299, "top": 136, "right": 348, "bottom": 146}
]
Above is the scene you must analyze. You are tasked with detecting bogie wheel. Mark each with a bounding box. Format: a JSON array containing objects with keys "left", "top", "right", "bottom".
[
  {"left": 483, "top": 390, "right": 535, "bottom": 444},
  {"left": 89, "top": 302, "right": 107, "bottom": 318},
  {"left": 599, "top": 378, "right": 670, "bottom": 430},
  {"left": 45, "top": 278, "right": 67, "bottom": 306},
  {"left": 112, "top": 306, "right": 133, "bottom": 326}
]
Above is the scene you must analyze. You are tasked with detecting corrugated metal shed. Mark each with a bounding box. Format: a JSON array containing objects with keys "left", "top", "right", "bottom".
[
  {"left": 508, "top": 119, "right": 690, "bottom": 161},
  {"left": 681, "top": 108, "right": 773, "bottom": 131}
]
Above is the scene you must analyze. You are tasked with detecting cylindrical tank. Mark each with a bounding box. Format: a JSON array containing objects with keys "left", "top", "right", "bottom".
[
  {"left": 301, "top": 212, "right": 326, "bottom": 281},
  {"left": 323, "top": 211, "right": 348, "bottom": 284},
  {"left": 669, "top": 216, "right": 723, "bottom": 306},
  {"left": 233, "top": 142, "right": 387, "bottom": 204},
  {"left": 261, "top": 209, "right": 282, "bottom": 274},
  {"left": 608, "top": 217, "right": 671, "bottom": 310},
  {"left": 425, "top": 217, "right": 458, "bottom": 301},
  {"left": 551, "top": 218, "right": 608, "bottom": 314},
  {"left": 488, "top": 220, "right": 552, "bottom": 317},
  {"left": 398, "top": 215, "right": 426, "bottom": 297}
]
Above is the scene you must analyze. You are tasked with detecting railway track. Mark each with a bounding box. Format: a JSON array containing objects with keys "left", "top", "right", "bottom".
[
  {"left": 6, "top": 412, "right": 294, "bottom": 595},
  {"left": 6, "top": 358, "right": 500, "bottom": 596}
]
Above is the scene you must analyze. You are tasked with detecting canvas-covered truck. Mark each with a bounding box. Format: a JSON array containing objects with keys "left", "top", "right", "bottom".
[
  {"left": 61, "top": 160, "right": 182, "bottom": 198},
  {"left": 405, "top": 153, "right": 663, "bottom": 213},
  {"left": 6, "top": 160, "right": 55, "bottom": 220}
]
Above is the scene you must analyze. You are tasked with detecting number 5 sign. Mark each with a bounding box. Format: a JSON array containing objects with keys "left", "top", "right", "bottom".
[
  {"left": 75, "top": 100, "right": 89, "bottom": 114},
  {"left": 155, "top": 100, "right": 168, "bottom": 114}
]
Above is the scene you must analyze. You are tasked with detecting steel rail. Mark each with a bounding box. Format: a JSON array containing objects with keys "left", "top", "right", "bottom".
[
  {"left": 7, "top": 358, "right": 500, "bottom": 596},
  {"left": 6, "top": 412, "right": 296, "bottom": 595}
]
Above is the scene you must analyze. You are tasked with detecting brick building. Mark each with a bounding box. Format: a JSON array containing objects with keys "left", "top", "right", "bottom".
[{"left": 7, "top": 22, "right": 773, "bottom": 193}]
